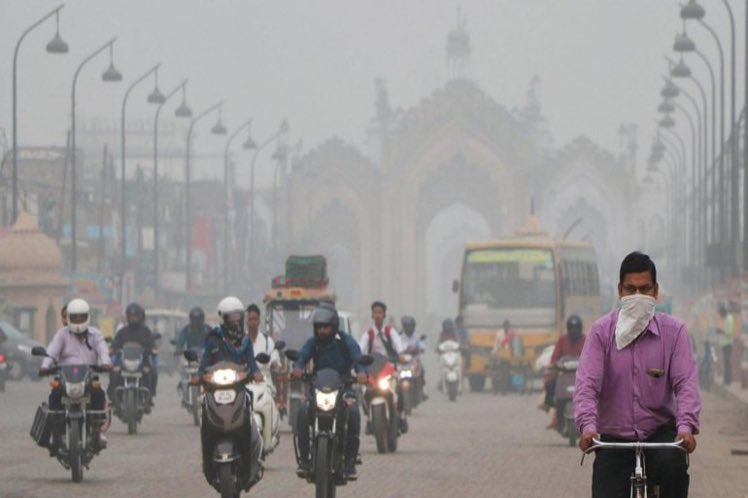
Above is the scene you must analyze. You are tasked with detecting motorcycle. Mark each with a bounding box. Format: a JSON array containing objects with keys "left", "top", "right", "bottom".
[
  {"left": 438, "top": 340, "right": 462, "bottom": 402},
  {"left": 552, "top": 355, "right": 580, "bottom": 447},
  {"left": 113, "top": 342, "right": 152, "bottom": 434},
  {"left": 29, "top": 346, "right": 109, "bottom": 482},
  {"left": 397, "top": 353, "right": 423, "bottom": 415},
  {"left": 247, "top": 341, "right": 285, "bottom": 458},
  {"left": 177, "top": 346, "right": 204, "bottom": 426},
  {"left": 184, "top": 351, "right": 263, "bottom": 498},
  {"left": 286, "top": 349, "right": 373, "bottom": 498},
  {"left": 364, "top": 353, "right": 401, "bottom": 454}
]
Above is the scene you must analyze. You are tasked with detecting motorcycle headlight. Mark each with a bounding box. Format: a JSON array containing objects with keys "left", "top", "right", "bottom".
[
  {"left": 377, "top": 376, "right": 391, "bottom": 391},
  {"left": 399, "top": 369, "right": 413, "bottom": 379},
  {"left": 65, "top": 381, "right": 86, "bottom": 398},
  {"left": 315, "top": 390, "right": 338, "bottom": 411},
  {"left": 123, "top": 358, "right": 141, "bottom": 372},
  {"left": 212, "top": 368, "right": 238, "bottom": 386}
]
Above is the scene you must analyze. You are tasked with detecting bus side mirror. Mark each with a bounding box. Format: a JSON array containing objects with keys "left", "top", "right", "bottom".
[{"left": 452, "top": 279, "right": 459, "bottom": 294}]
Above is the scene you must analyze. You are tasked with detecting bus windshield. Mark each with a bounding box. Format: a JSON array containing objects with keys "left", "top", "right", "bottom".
[
  {"left": 267, "top": 301, "right": 317, "bottom": 350},
  {"left": 461, "top": 247, "right": 557, "bottom": 328}
]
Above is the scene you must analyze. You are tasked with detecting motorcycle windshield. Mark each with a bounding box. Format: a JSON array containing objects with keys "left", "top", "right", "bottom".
[
  {"left": 313, "top": 368, "right": 344, "bottom": 392},
  {"left": 122, "top": 343, "right": 144, "bottom": 360},
  {"left": 61, "top": 364, "right": 89, "bottom": 383}
]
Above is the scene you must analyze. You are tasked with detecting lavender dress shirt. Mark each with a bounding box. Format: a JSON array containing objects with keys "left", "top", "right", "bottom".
[
  {"left": 41, "top": 326, "right": 112, "bottom": 369},
  {"left": 574, "top": 310, "right": 700, "bottom": 439}
]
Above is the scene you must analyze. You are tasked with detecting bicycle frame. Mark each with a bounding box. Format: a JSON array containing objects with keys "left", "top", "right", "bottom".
[{"left": 581, "top": 438, "right": 685, "bottom": 498}]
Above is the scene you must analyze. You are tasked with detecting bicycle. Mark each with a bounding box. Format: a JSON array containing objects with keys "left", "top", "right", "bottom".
[{"left": 581, "top": 438, "right": 686, "bottom": 498}]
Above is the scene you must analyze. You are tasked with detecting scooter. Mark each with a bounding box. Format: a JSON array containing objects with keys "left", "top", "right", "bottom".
[
  {"left": 553, "top": 355, "right": 580, "bottom": 447},
  {"left": 246, "top": 341, "right": 285, "bottom": 458},
  {"left": 438, "top": 340, "right": 462, "bottom": 402},
  {"left": 397, "top": 353, "right": 423, "bottom": 415},
  {"left": 185, "top": 350, "right": 264, "bottom": 497},
  {"left": 30, "top": 346, "right": 109, "bottom": 483}
]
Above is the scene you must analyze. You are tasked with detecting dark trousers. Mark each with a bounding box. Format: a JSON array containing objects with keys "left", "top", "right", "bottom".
[
  {"left": 722, "top": 344, "right": 733, "bottom": 385},
  {"left": 544, "top": 376, "right": 557, "bottom": 407},
  {"left": 592, "top": 425, "right": 689, "bottom": 498},
  {"left": 297, "top": 392, "right": 360, "bottom": 465}
]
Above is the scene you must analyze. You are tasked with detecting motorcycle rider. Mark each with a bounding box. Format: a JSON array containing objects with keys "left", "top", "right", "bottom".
[
  {"left": 197, "top": 296, "right": 264, "bottom": 486},
  {"left": 359, "top": 301, "right": 408, "bottom": 433},
  {"left": 39, "top": 298, "right": 111, "bottom": 454},
  {"left": 292, "top": 303, "right": 368, "bottom": 479},
  {"left": 401, "top": 315, "right": 427, "bottom": 399},
  {"left": 174, "top": 306, "right": 211, "bottom": 353},
  {"left": 246, "top": 303, "right": 281, "bottom": 378},
  {"left": 109, "top": 303, "right": 158, "bottom": 409},
  {"left": 542, "top": 314, "right": 586, "bottom": 428}
]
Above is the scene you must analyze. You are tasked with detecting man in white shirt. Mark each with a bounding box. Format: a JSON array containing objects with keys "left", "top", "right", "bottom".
[
  {"left": 359, "top": 301, "right": 408, "bottom": 434},
  {"left": 246, "top": 304, "right": 281, "bottom": 380},
  {"left": 358, "top": 301, "right": 405, "bottom": 361}
]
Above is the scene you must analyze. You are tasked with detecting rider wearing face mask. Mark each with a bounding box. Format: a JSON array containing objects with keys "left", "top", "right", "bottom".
[{"left": 574, "top": 251, "right": 700, "bottom": 498}]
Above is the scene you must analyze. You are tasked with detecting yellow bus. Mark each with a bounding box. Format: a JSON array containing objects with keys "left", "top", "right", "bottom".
[{"left": 455, "top": 221, "right": 601, "bottom": 392}]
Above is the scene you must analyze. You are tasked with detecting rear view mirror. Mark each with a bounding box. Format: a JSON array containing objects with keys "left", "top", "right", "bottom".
[
  {"left": 420, "top": 334, "right": 427, "bottom": 341},
  {"left": 275, "top": 340, "right": 286, "bottom": 352},
  {"left": 31, "top": 346, "right": 47, "bottom": 357},
  {"left": 169, "top": 338, "right": 177, "bottom": 346},
  {"left": 358, "top": 354, "right": 374, "bottom": 366},
  {"left": 183, "top": 350, "right": 199, "bottom": 362},
  {"left": 285, "top": 349, "right": 300, "bottom": 362},
  {"left": 256, "top": 353, "right": 271, "bottom": 365}
]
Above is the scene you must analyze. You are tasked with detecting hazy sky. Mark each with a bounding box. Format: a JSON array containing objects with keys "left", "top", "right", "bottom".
[{"left": 1, "top": 0, "right": 744, "bottom": 186}]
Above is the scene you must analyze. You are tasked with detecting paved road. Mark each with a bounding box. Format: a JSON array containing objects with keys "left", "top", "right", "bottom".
[{"left": 1, "top": 374, "right": 747, "bottom": 497}]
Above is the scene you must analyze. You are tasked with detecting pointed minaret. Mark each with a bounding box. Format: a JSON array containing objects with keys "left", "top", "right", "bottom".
[{"left": 446, "top": 8, "right": 471, "bottom": 81}]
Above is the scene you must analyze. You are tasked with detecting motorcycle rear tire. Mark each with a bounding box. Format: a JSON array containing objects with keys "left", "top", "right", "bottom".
[
  {"left": 218, "top": 462, "right": 237, "bottom": 498},
  {"left": 447, "top": 381, "right": 458, "bottom": 402},
  {"left": 372, "top": 404, "right": 387, "bottom": 454},
  {"left": 125, "top": 390, "right": 137, "bottom": 435},
  {"left": 315, "top": 437, "right": 336, "bottom": 498},
  {"left": 69, "top": 421, "right": 83, "bottom": 483}
]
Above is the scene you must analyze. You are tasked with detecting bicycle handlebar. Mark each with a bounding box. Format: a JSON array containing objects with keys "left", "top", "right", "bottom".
[{"left": 585, "top": 438, "right": 685, "bottom": 454}]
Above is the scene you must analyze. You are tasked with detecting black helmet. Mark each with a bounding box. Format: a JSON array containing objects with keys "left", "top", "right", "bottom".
[
  {"left": 312, "top": 304, "right": 339, "bottom": 335},
  {"left": 125, "top": 302, "right": 145, "bottom": 326},
  {"left": 566, "top": 314, "right": 583, "bottom": 334},
  {"left": 442, "top": 318, "right": 455, "bottom": 334},
  {"left": 189, "top": 306, "right": 205, "bottom": 326},
  {"left": 401, "top": 315, "right": 416, "bottom": 336}
]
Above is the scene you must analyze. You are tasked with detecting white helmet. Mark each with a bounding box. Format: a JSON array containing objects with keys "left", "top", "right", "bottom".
[
  {"left": 67, "top": 298, "right": 90, "bottom": 335},
  {"left": 217, "top": 296, "right": 245, "bottom": 341}
]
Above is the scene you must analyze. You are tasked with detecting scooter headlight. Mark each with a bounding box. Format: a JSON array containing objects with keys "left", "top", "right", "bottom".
[
  {"left": 212, "top": 368, "right": 238, "bottom": 386},
  {"left": 315, "top": 390, "right": 338, "bottom": 412},
  {"left": 377, "top": 376, "right": 391, "bottom": 391},
  {"left": 399, "top": 369, "right": 413, "bottom": 379}
]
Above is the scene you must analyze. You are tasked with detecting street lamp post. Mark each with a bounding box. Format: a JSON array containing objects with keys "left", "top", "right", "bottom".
[
  {"left": 152, "top": 80, "right": 191, "bottom": 299},
  {"left": 11, "top": 4, "right": 68, "bottom": 223},
  {"left": 222, "top": 119, "right": 254, "bottom": 294},
  {"left": 70, "top": 38, "right": 122, "bottom": 272},
  {"left": 120, "top": 64, "right": 163, "bottom": 276},
  {"left": 247, "top": 120, "right": 288, "bottom": 290},
  {"left": 184, "top": 102, "right": 225, "bottom": 292}
]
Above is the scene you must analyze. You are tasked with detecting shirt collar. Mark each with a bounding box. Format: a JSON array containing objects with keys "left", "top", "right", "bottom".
[{"left": 645, "top": 315, "right": 660, "bottom": 336}]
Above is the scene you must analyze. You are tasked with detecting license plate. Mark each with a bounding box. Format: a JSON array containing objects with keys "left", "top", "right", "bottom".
[{"left": 214, "top": 389, "right": 236, "bottom": 405}]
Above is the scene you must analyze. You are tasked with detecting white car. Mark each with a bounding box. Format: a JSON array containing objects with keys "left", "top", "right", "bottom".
[{"left": 337, "top": 310, "right": 362, "bottom": 337}]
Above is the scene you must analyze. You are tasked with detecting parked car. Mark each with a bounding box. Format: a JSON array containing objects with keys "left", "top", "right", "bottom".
[{"left": 0, "top": 320, "right": 44, "bottom": 381}]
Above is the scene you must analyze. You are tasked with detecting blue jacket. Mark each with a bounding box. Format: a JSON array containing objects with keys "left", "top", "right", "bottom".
[
  {"left": 294, "top": 332, "right": 366, "bottom": 375},
  {"left": 199, "top": 327, "right": 260, "bottom": 375}
]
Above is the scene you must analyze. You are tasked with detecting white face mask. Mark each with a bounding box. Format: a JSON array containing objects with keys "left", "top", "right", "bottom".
[{"left": 615, "top": 294, "right": 656, "bottom": 350}]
